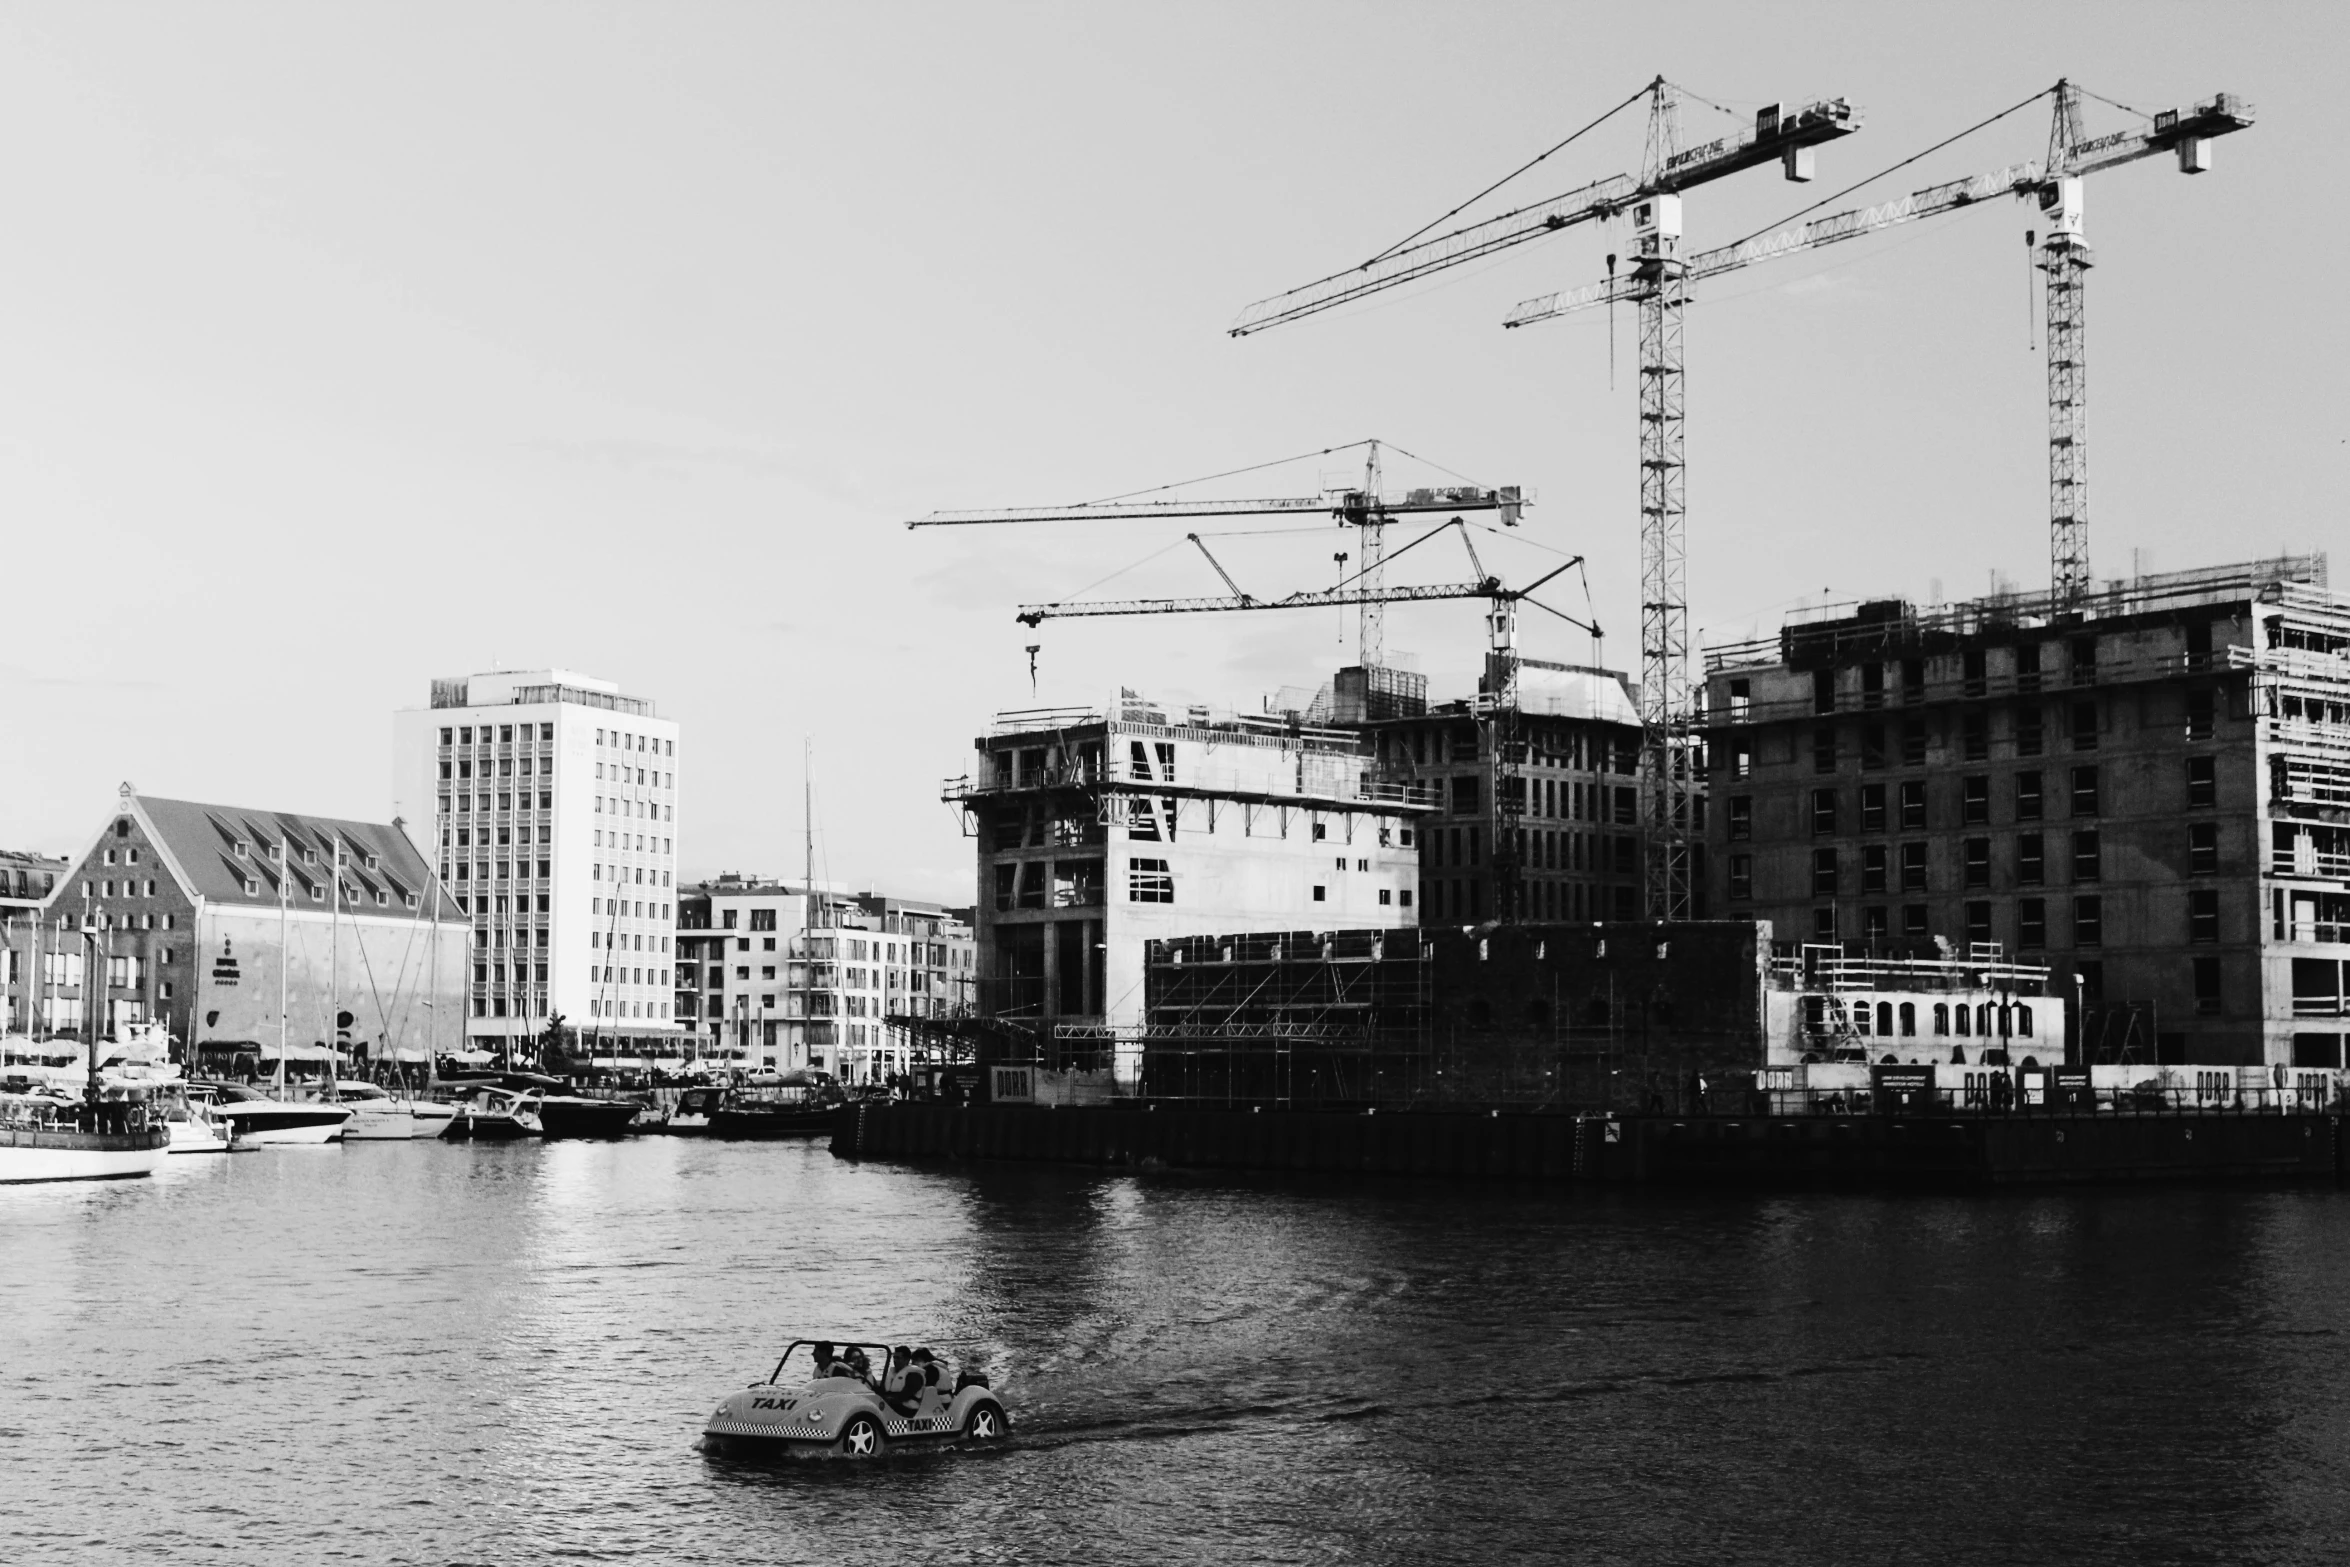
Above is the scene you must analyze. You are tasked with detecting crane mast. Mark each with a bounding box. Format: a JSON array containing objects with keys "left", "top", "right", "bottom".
[{"left": 1231, "top": 77, "right": 1857, "bottom": 923}]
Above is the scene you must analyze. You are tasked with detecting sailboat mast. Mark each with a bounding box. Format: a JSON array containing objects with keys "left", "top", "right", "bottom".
[
  {"left": 277, "top": 837, "right": 290, "bottom": 1096},
  {"left": 329, "top": 835, "right": 342, "bottom": 1099},
  {"left": 802, "top": 738, "right": 813, "bottom": 1072}
]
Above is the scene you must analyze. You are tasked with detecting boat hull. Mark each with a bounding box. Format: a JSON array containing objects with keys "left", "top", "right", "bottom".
[
  {"left": 536, "top": 1099, "right": 642, "bottom": 1140},
  {"left": 340, "top": 1106, "right": 420, "bottom": 1140},
  {"left": 708, "top": 1107, "right": 837, "bottom": 1139},
  {"left": 217, "top": 1105, "right": 353, "bottom": 1145},
  {"left": 166, "top": 1118, "right": 231, "bottom": 1155},
  {"left": 0, "top": 1125, "right": 171, "bottom": 1183},
  {"left": 441, "top": 1110, "right": 532, "bottom": 1141}
]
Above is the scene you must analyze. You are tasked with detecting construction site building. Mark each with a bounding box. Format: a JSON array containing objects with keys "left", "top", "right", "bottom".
[
  {"left": 946, "top": 690, "right": 1427, "bottom": 1088},
  {"left": 1354, "top": 655, "right": 1653, "bottom": 927},
  {"left": 1701, "top": 554, "right": 2349, "bottom": 1069}
]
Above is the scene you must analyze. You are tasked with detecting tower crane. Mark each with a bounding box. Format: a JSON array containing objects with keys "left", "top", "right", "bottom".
[
  {"left": 1231, "top": 77, "right": 1860, "bottom": 921},
  {"left": 1014, "top": 519, "right": 1601, "bottom": 924},
  {"left": 1505, "top": 81, "right": 2252, "bottom": 611},
  {"left": 907, "top": 439, "right": 1526, "bottom": 671}
]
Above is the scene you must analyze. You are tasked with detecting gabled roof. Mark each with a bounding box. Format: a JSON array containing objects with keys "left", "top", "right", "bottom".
[{"left": 126, "top": 794, "right": 461, "bottom": 921}]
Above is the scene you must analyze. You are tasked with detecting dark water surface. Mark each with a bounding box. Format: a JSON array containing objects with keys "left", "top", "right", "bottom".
[{"left": 6, "top": 1139, "right": 2350, "bottom": 1565}]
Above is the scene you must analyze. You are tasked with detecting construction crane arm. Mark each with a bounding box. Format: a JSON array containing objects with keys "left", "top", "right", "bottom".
[
  {"left": 1505, "top": 89, "right": 2248, "bottom": 329},
  {"left": 907, "top": 485, "right": 1525, "bottom": 529},
  {"left": 1017, "top": 580, "right": 1501, "bottom": 627},
  {"left": 1232, "top": 91, "right": 1857, "bottom": 338},
  {"left": 1506, "top": 161, "right": 2044, "bottom": 326},
  {"left": 2061, "top": 93, "right": 2252, "bottom": 177},
  {"left": 1229, "top": 173, "right": 1637, "bottom": 338}
]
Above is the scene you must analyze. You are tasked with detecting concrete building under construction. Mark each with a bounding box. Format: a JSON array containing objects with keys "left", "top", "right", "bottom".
[
  {"left": 1701, "top": 554, "right": 2350, "bottom": 1068},
  {"left": 946, "top": 689, "right": 1427, "bottom": 1086}
]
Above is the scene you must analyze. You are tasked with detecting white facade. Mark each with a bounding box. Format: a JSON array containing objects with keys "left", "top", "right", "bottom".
[
  {"left": 393, "top": 668, "right": 684, "bottom": 1054},
  {"left": 677, "top": 880, "right": 975, "bottom": 1080},
  {"left": 956, "top": 693, "right": 1427, "bottom": 1085}
]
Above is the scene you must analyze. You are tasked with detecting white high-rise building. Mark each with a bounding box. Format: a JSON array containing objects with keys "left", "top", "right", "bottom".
[{"left": 393, "top": 668, "right": 684, "bottom": 1062}]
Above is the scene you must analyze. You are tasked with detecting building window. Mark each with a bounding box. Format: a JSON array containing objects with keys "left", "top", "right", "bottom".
[
  {"left": 2018, "top": 898, "right": 2046, "bottom": 948},
  {"left": 2018, "top": 833, "right": 2044, "bottom": 885},
  {"left": 2185, "top": 690, "right": 2215, "bottom": 741},
  {"left": 2016, "top": 705, "right": 2044, "bottom": 757},
  {"left": 1902, "top": 905, "right": 1928, "bottom": 939},
  {"left": 1898, "top": 720, "right": 1926, "bottom": 767},
  {"left": 1813, "top": 725, "right": 1837, "bottom": 774},
  {"left": 2071, "top": 700, "right": 2099, "bottom": 750},
  {"left": 1860, "top": 784, "right": 1886, "bottom": 834},
  {"left": 1963, "top": 838, "right": 1990, "bottom": 889},
  {"left": 1811, "top": 789, "right": 1838, "bottom": 835},
  {"left": 1811, "top": 848, "right": 1838, "bottom": 896},
  {"left": 1900, "top": 842, "right": 1927, "bottom": 894},
  {"left": 1862, "top": 907, "right": 1888, "bottom": 943},
  {"left": 2070, "top": 766, "right": 2099, "bottom": 817},
  {"left": 1129, "top": 858, "right": 1174, "bottom": 903},
  {"left": 2193, "top": 956, "right": 2222, "bottom": 1015},
  {"left": 1899, "top": 780, "right": 1925, "bottom": 830},
  {"left": 1728, "top": 855, "right": 1752, "bottom": 902},
  {"left": 1728, "top": 796, "right": 1752, "bottom": 841},
  {"left": 1962, "top": 776, "right": 1989, "bottom": 826},
  {"left": 2072, "top": 830, "right": 2100, "bottom": 883},
  {"left": 1311, "top": 885, "right": 1327, "bottom": 903},
  {"left": 1813, "top": 906, "right": 1838, "bottom": 941},
  {"left": 2188, "top": 888, "right": 2219, "bottom": 943},
  {"left": 2074, "top": 895, "right": 2103, "bottom": 947},
  {"left": 2189, "top": 822, "right": 2218, "bottom": 876},
  {"left": 1813, "top": 668, "right": 1836, "bottom": 714},
  {"left": 1862, "top": 723, "right": 1886, "bottom": 770},
  {"left": 2186, "top": 756, "right": 2216, "bottom": 809},
  {"left": 1862, "top": 844, "right": 1887, "bottom": 894},
  {"left": 1965, "top": 901, "right": 1992, "bottom": 945},
  {"left": 1962, "top": 711, "right": 1988, "bottom": 761},
  {"left": 2016, "top": 770, "right": 2043, "bottom": 822}
]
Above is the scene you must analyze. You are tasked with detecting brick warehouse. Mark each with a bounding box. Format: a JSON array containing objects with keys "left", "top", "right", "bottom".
[{"left": 1701, "top": 554, "right": 2350, "bottom": 1068}]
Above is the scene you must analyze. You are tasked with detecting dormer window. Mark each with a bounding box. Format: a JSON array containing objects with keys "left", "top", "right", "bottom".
[
  {"left": 375, "top": 890, "right": 389, "bottom": 907},
  {"left": 404, "top": 893, "right": 421, "bottom": 909},
  {"left": 234, "top": 841, "right": 249, "bottom": 859},
  {"left": 244, "top": 877, "right": 261, "bottom": 895},
  {"left": 365, "top": 854, "right": 380, "bottom": 871}
]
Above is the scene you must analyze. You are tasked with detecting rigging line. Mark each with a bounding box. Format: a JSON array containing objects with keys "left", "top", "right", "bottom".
[
  {"left": 1361, "top": 80, "right": 1650, "bottom": 267},
  {"left": 1374, "top": 441, "right": 1485, "bottom": 488},
  {"left": 1463, "top": 518, "right": 1580, "bottom": 555},
  {"left": 1668, "top": 82, "right": 1757, "bottom": 121},
  {"left": 1053, "top": 536, "right": 1194, "bottom": 603},
  {"left": 1718, "top": 84, "right": 2053, "bottom": 255},
  {"left": 1082, "top": 441, "right": 1369, "bottom": 506},
  {"left": 2072, "top": 84, "right": 2153, "bottom": 121}
]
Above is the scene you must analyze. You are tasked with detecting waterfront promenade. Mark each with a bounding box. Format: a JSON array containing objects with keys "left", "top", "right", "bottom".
[{"left": 6, "top": 1138, "right": 2350, "bottom": 1564}]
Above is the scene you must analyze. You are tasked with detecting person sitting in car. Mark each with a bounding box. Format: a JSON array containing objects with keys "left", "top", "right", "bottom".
[{"left": 881, "top": 1346, "right": 918, "bottom": 1396}]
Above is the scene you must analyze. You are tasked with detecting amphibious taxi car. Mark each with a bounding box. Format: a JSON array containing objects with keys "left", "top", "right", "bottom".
[{"left": 701, "top": 1339, "right": 1008, "bottom": 1459}]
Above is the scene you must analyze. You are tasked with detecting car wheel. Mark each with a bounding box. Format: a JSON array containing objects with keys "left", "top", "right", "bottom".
[
  {"left": 966, "top": 1401, "right": 1008, "bottom": 1442},
  {"left": 839, "top": 1413, "right": 884, "bottom": 1459}
]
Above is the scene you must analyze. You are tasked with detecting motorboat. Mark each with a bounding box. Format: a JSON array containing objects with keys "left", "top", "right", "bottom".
[
  {"left": 202, "top": 1082, "right": 354, "bottom": 1146},
  {"left": 0, "top": 1087, "right": 171, "bottom": 1183},
  {"left": 668, "top": 1072, "right": 840, "bottom": 1138},
  {"left": 439, "top": 1083, "right": 535, "bottom": 1141},
  {"left": 160, "top": 1082, "right": 232, "bottom": 1155},
  {"left": 332, "top": 1080, "right": 420, "bottom": 1141},
  {"left": 527, "top": 1090, "right": 642, "bottom": 1140},
  {"left": 702, "top": 1339, "right": 1008, "bottom": 1460}
]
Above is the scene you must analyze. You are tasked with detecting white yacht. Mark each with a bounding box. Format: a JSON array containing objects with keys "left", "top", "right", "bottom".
[
  {"left": 333, "top": 1080, "right": 420, "bottom": 1140},
  {"left": 204, "top": 1082, "right": 353, "bottom": 1145}
]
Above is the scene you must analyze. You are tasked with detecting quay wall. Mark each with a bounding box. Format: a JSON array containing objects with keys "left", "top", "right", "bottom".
[{"left": 833, "top": 1103, "right": 2347, "bottom": 1188}]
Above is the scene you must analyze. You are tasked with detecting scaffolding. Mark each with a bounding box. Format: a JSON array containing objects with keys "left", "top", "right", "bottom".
[{"left": 1138, "top": 930, "right": 1432, "bottom": 1106}]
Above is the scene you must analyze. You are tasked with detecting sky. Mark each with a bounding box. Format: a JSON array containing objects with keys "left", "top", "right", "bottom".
[{"left": 1, "top": 2, "right": 2339, "bottom": 902}]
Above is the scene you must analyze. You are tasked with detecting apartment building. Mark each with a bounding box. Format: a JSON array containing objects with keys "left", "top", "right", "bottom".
[
  {"left": 1356, "top": 658, "right": 1649, "bottom": 926},
  {"left": 1, "top": 787, "right": 464, "bottom": 1062},
  {"left": 946, "top": 689, "right": 1426, "bottom": 1086},
  {"left": 674, "top": 877, "right": 975, "bottom": 1079},
  {"left": 393, "top": 668, "right": 683, "bottom": 1061},
  {"left": 1702, "top": 554, "right": 2348, "bottom": 1067}
]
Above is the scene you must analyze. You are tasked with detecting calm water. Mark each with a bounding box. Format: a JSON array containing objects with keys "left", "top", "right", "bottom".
[{"left": 5, "top": 1139, "right": 2350, "bottom": 1565}]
